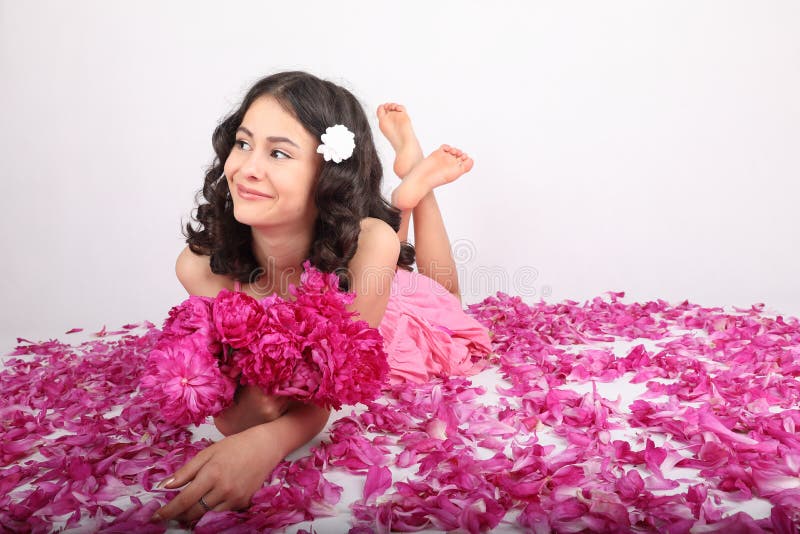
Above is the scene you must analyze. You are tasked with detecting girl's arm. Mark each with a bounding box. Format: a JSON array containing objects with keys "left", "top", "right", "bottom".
[
  {"left": 344, "top": 217, "right": 402, "bottom": 329},
  {"left": 153, "top": 219, "right": 402, "bottom": 524},
  {"left": 251, "top": 400, "right": 331, "bottom": 459},
  {"left": 241, "top": 217, "right": 401, "bottom": 448}
]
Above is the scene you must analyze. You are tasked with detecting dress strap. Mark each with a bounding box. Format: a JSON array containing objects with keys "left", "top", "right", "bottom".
[{"left": 234, "top": 280, "right": 241, "bottom": 292}]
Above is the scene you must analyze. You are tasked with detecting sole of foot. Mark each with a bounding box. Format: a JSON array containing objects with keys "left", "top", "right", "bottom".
[
  {"left": 391, "top": 144, "right": 474, "bottom": 211},
  {"left": 377, "top": 102, "right": 424, "bottom": 178}
]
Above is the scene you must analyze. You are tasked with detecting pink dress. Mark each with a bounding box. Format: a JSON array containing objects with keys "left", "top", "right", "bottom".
[
  {"left": 378, "top": 267, "right": 493, "bottom": 384},
  {"left": 234, "top": 268, "right": 493, "bottom": 385}
]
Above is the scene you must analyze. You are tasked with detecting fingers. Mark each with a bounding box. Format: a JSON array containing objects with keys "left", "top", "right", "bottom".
[
  {"left": 160, "top": 448, "right": 209, "bottom": 490},
  {"left": 151, "top": 450, "right": 212, "bottom": 522},
  {"left": 198, "top": 486, "right": 228, "bottom": 511},
  {"left": 152, "top": 475, "right": 212, "bottom": 522},
  {"left": 176, "top": 487, "right": 232, "bottom": 524}
]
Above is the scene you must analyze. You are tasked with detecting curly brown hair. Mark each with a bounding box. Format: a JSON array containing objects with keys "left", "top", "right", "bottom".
[{"left": 182, "top": 71, "right": 415, "bottom": 292}]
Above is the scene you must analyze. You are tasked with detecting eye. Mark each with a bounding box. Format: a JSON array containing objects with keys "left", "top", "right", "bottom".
[
  {"left": 234, "top": 139, "right": 251, "bottom": 151},
  {"left": 271, "top": 149, "right": 291, "bottom": 160}
]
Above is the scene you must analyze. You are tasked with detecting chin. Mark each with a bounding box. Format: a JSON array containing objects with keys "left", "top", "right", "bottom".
[{"left": 232, "top": 207, "right": 264, "bottom": 227}]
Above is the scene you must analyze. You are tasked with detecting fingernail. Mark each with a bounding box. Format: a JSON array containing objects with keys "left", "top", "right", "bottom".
[
  {"left": 156, "top": 477, "right": 174, "bottom": 489},
  {"left": 150, "top": 512, "right": 162, "bottom": 522}
]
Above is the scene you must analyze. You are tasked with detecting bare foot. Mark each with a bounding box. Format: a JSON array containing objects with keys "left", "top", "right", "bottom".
[
  {"left": 391, "top": 145, "right": 474, "bottom": 211},
  {"left": 377, "top": 103, "right": 424, "bottom": 178}
]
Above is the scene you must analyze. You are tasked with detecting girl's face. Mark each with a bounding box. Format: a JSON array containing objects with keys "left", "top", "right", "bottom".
[{"left": 224, "top": 95, "right": 322, "bottom": 229}]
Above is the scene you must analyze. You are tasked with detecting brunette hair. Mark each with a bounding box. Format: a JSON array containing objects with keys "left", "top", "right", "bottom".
[{"left": 182, "top": 71, "right": 415, "bottom": 292}]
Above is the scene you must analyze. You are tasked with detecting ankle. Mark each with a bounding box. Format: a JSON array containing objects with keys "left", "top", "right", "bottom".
[
  {"left": 394, "top": 147, "right": 425, "bottom": 179},
  {"left": 414, "top": 190, "right": 436, "bottom": 208}
]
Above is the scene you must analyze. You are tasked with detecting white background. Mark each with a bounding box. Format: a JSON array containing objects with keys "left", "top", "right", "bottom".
[{"left": 1, "top": 0, "right": 798, "bottom": 351}]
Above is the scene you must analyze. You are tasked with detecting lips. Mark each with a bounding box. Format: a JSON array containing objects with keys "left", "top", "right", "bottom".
[{"left": 236, "top": 184, "right": 273, "bottom": 199}]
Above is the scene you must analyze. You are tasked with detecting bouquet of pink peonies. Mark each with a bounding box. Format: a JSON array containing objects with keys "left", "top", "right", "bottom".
[{"left": 139, "top": 260, "right": 389, "bottom": 426}]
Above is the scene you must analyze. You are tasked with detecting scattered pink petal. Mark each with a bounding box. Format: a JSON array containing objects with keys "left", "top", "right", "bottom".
[
  {"left": 3, "top": 290, "right": 799, "bottom": 531},
  {"left": 363, "top": 465, "right": 392, "bottom": 504}
]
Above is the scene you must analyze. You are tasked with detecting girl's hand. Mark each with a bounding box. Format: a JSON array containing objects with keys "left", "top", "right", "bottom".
[
  {"left": 150, "top": 424, "right": 282, "bottom": 525},
  {"left": 213, "top": 384, "right": 291, "bottom": 436}
]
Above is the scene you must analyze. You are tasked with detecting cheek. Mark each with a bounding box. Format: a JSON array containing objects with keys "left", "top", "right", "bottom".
[
  {"left": 223, "top": 159, "right": 243, "bottom": 190},
  {"left": 224, "top": 149, "right": 246, "bottom": 174},
  {"left": 296, "top": 178, "right": 317, "bottom": 203},
  {"left": 223, "top": 157, "right": 235, "bottom": 178}
]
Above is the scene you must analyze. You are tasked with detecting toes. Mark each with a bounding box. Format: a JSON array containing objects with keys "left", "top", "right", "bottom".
[
  {"left": 378, "top": 103, "right": 407, "bottom": 118},
  {"left": 439, "top": 145, "right": 472, "bottom": 160},
  {"left": 441, "top": 145, "right": 465, "bottom": 158}
]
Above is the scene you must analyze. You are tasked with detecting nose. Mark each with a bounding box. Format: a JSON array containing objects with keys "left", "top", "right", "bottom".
[{"left": 239, "top": 147, "right": 270, "bottom": 182}]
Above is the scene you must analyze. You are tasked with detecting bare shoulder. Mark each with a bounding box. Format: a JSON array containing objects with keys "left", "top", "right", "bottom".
[
  {"left": 355, "top": 217, "right": 400, "bottom": 260},
  {"left": 358, "top": 216, "right": 398, "bottom": 242},
  {"left": 175, "top": 245, "right": 231, "bottom": 297}
]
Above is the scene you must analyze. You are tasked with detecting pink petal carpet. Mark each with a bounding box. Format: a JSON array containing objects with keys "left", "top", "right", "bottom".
[{"left": 2, "top": 291, "right": 799, "bottom": 533}]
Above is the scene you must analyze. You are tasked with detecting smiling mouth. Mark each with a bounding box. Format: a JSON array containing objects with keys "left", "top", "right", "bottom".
[{"left": 236, "top": 185, "right": 273, "bottom": 200}]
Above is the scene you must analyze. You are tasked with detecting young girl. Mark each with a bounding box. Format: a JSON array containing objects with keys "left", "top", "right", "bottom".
[{"left": 151, "top": 71, "right": 492, "bottom": 525}]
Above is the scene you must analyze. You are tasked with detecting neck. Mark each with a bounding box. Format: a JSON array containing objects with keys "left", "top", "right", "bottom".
[{"left": 249, "top": 223, "right": 314, "bottom": 296}]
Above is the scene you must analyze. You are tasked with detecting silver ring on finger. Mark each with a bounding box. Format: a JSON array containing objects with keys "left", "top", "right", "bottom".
[{"left": 198, "top": 495, "right": 212, "bottom": 512}]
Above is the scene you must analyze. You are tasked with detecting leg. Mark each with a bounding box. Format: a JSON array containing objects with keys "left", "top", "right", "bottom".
[
  {"left": 397, "top": 206, "right": 411, "bottom": 243},
  {"left": 409, "top": 191, "right": 462, "bottom": 305},
  {"left": 378, "top": 103, "right": 420, "bottom": 245},
  {"left": 378, "top": 104, "right": 468, "bottom": 305}
]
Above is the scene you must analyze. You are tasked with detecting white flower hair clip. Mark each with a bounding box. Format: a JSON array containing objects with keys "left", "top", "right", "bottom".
[{"left": 316, "top": 124, "right": 356, "bottom": 163}]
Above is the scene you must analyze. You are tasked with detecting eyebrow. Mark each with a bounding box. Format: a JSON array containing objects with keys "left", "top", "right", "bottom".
[{"left": 236, "top": 127, "right": 300, "bottom": 149}]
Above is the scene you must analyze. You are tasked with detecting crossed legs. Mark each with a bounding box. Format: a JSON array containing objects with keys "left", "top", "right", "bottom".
[{"left": 377, "top": 104, "right": 475, "bottom": 306}]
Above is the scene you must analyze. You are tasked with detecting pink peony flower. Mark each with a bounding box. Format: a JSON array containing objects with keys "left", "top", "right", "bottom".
[
  {"left": 141, "top": 260, "right": 389, "bottom": 426},
  {"left": 139, "top": 336, "right": 236, "bottom": 426},
  {"left": 162, "top": 295, "right": 215, "bottom": 338},
  {"left": 212, "top": 289, "right": 266, "bottom": 349},
  {"left": 161, "top": 295, "right": 222, "bottom": 355},
  {"left": 233, "top": 265, "right": 389, "bottom": 410}
]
